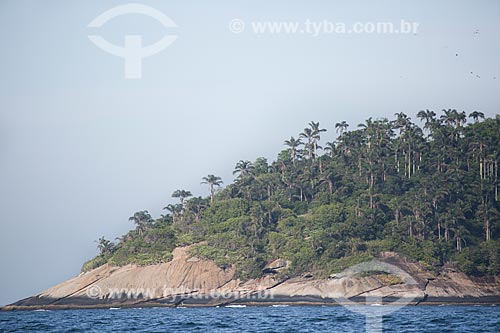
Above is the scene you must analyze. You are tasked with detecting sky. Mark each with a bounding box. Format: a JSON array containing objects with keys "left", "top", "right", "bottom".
[{"left": 0, "top": 0, "right": 499, "bottom": 306}]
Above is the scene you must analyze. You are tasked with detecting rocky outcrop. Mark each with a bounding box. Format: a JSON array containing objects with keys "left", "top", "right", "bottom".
[{"left": 3, "top": 248, "right": 500, "bottom": 310}]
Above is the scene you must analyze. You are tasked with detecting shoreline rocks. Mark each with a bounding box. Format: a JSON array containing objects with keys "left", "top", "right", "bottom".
[{"left": 3, "top": 248, "right": 500, "bottom": 311}]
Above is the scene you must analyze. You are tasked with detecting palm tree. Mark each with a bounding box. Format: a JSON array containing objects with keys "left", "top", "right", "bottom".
[
  {"left": 309, "top": 121, "right": 327, "bottom": 158},
  {"left": 299, "top": 127, "right": 315, "bottom": 159},
  {"left": 128, "top": 211, "right": 153, "bottom": 236},
  {"left": 440, "top": 109, "right": 455, "bottom": 128},
  {"left": 171, "top": 189, "right": 192, "bottom": 205},
  {"left": 441, "top": 109, "right": 465, "bottom": 129},
  {"left": 284, "top": 136, "right": 303, "bottom": 163},
  {"left": 456, "top": 111, "right": 467, "bottom": 127},
  {"left": 185, "top": 197, "right": 208, "bottom": 222},
  {"left": 201, "top": 174, "right": 223, "bottom": 202},
  {"left": 417, "top": 109, "right": 437, "bottom": 134},
  {"left": 96, "top": 237, "right": 114, "bottom": 256},
  {"left": 469, "top": 111, "right": 485, "bottom": 123},
  {"left": 323, "top": 141, "right": 337, "bottom": 158},
  {"left": 335, "top": 121, "right": 349, "bottom": 135},
  {"left": 319, "top": 170, "right": 336, "bottom": 195},
  {"left": 393, "top": 112, "right": 411, "bottom": 135},
  {"left": 417, "top": 109, "right": 435, "bottom": 123},
  {"left": 156, "top": 214, "right": 173, "bottom": 226},
  {"left": 233, "top": 160, "right": 254, "bottom": 179},
  {"left": 163, "top": 203, "right": 183, "bottom": 224}
]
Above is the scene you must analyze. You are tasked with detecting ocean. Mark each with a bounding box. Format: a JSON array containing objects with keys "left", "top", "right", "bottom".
[{"left": 1, "top": 305, "right": 499, "bottom": 332}]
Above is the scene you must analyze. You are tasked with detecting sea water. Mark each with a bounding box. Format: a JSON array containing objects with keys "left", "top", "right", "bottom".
[{"left": 0, "top": 305, "right": 499, "bottom": 332}]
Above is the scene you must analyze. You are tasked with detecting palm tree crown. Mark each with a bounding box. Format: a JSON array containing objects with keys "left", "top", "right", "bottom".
[
  {"left": 201, "top": 174, "right": 223, "bottom": 202},
  {"left": 172, "top": 189, "right": 192, "bottom": 204}
]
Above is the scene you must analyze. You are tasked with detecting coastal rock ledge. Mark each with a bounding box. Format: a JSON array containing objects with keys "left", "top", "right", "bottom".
[{"left": 3, "top": 247, "right": 500, "bottom": 310}]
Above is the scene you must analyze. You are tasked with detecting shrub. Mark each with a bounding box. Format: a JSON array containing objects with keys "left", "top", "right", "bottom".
[{"left": 81, "top": 255, "right": 108, "bottom": 272}]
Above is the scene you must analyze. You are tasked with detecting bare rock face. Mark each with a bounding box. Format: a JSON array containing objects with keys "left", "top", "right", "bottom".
[
  {"left": 264, "top": 259, "right": 290, "bottom": 270},
  {"left": 5, "top": 246, "right": 236, "bottom": 309},
  {"left": 262, "top": 259, "right": 290, "bottom": 275},
  {"left": 3, "top": 249, "right": 500, "bottom": 310},
  {"left": 378, "top": 252, "right": 500, "bottom": 298}
]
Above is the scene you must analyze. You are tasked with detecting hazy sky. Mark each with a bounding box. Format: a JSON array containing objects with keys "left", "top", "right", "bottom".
[{"left": 1, "top": 0, "right": 499, "bottom": 306}]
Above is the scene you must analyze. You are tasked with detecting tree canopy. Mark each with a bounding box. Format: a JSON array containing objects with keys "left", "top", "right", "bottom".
[{"left": 83, "top": 110, "right": 500, "bottom": 278}]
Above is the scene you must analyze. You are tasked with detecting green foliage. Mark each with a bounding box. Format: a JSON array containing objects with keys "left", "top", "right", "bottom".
[
  {"left": 325, "top": 253, "right": 374, "bottom": 274},
  {"left": 83, "top": 111, "right": 500, "bottom": 280},
  {"left": 456, "top": 240, "right": 500, "bottom": 275},
  {"left": 82, "top": 222, "right": 177, "bottom": 271},
  {"left": 397, "top": 238, "right": 445, "bottom": 267},
  {"left": 202, "top": 198, "right": 249, "bottom": 226},
  {"left": 377, "top": 273, "right": 403, "bottom": 285},
  {"left": 81, "top": 255, "right": 108, "bottom": 272}
]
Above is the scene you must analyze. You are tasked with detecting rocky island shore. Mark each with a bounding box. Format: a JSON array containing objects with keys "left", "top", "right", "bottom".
[
  {"left": 5, "top": 114, "right": 500, "bottom": 311},
  {"left": 4, "top": 247, "right": 500, "bottom": 311}
]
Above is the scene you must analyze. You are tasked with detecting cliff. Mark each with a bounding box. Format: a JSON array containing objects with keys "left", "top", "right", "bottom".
[{"left": 3, "top": 247, "right": 500, "bottom": 310}]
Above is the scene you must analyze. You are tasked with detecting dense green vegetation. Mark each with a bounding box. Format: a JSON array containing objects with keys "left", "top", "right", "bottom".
[{"left": 83, "top": 110, "right": 500, "bottom": 279}]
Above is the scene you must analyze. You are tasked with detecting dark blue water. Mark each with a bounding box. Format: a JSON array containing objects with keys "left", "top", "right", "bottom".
[{"left": 1, "top": 306, "right": 499, "bottom": 332}]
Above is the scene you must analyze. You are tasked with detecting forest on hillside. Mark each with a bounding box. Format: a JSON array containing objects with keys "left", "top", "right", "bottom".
[{"left": 84, "top": 109, "right": 500, "bottom": 279}]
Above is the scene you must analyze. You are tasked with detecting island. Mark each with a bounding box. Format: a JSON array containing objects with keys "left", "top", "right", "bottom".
[{"left": 4, "top": 110, "right": 500, "bottom": 310}]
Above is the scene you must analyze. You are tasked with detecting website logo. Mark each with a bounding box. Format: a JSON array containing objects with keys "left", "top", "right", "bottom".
[{"left": 88, "top": 3, "right": 178, "bottom": 79}]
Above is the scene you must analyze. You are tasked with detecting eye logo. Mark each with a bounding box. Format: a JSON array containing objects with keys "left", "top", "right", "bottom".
[
  {"left": 333, "top": 260, "right": 419, "bottom": 333},
  {"left": 88, "top": 3, "right": 178, "bottom": 79}
]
